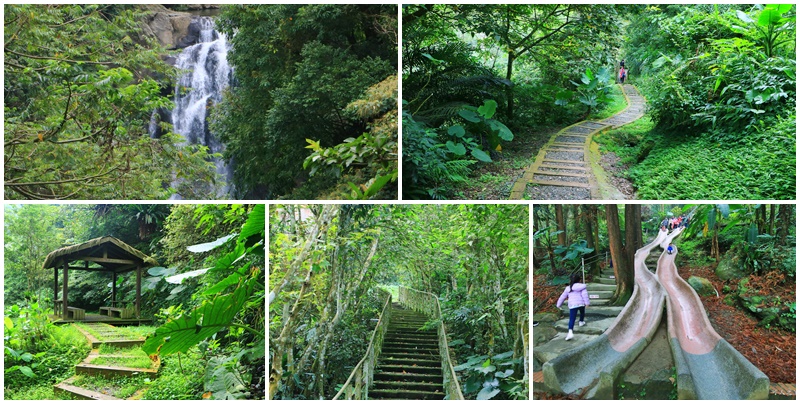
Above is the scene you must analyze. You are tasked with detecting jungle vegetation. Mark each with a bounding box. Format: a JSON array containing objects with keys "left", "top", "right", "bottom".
[
  {"left": 4, "top": 204, "right": 265, "bottom": 399},
  {"left": 403, "top": 4, "right": 795, "bottom": 200},
  {"left": 4, "top": 5, "right": 398, "bottom": 200},
  {"left": 269, "top": 204, "right": 528, "bottom": 399}
]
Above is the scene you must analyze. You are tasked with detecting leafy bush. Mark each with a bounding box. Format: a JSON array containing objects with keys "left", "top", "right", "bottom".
[{"left": 453, "top": 351, "right": 527, "bottom": 400}]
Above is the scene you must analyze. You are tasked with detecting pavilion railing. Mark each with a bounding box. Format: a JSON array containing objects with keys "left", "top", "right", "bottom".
[
  {"left": 332, "top": 288, "right": 392, "bottom": 400},
  {"left": 398, "top": 286, "right": 465, "bottom": 400}
]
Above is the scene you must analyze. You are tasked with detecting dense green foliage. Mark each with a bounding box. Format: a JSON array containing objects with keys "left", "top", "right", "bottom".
[
  {"left": 4, "top": 5, "right": 217, "bottom": 199},
  {"left": 4, "top": 204, "right": 265, "bottom": 399},
  {"left": 612, "top": 4, "right": 796, "bottom": 199},
  {"left": 402, "top": 5, "right": 625, "bottom": 198},
  {"left": 269, "top": 204, "right": 528, "bottom": 399},
  {"left": 213, "top": 5, "right": 397, "bottom": 199}
]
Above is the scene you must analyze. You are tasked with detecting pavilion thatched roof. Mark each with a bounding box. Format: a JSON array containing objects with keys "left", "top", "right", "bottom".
[{"left": 43, "top": 236, "right": 158, "bottom": 273}]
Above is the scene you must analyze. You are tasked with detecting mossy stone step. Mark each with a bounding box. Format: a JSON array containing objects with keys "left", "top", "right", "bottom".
[
  {"left": 54, "top": 379, "right": 121, "bottom": 400},
  {"left": 381, "top": 349, "right": 439, "bottom": 357},
  {"left": 384, "top": 338, "right": 438, "bottom": 345},
  {"left": 373, "top": 380, "right": 444, "bottom": 392},
  {"left": 383, "top": 344, "right": 439, "bottom": 351},
  {"left": 385, "top": 331, "right": 437, "bottom": 338},
  {"left": 380, "top": 357, "right": 440, "bottom": 366},
  {"left": 586, "top": 282, "right": 616, "bottom": 291},
  {"left": 373, "top": 371, "right": 443, "bottom": 384},
  {"left": 383, "top": 339, "right": 439, "bottom": 349},
  {"left": 377, "top": 364, "right": 441, "bottom": 375},
  {"left": 598, "top": 277, "right": 616, "bottom": 285},
  {"left": 368, "top": 388, "right": 445, "bottom": 400},
  {"left": 75, "top": 363, "right": 158, "bottom": 378}
]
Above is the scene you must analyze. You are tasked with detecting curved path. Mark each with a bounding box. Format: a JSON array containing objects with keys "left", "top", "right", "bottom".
[
  {"left": 658, "top": 230, "right": 769, "bottom": 399},
  {"left": 509, "top": 84, "right": 645, "bottom": 200},
  {"left": 542, "top": 229, "right": 668, "bottom": 398}
]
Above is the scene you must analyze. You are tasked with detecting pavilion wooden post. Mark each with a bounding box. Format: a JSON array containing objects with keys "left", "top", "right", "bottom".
[
  {"left": 112, "top": 272, "right": 117, "bottom": 305},
  {"left": 53, "top": 268, "right": 58, "bottom": 314},
  {"left": 62, "top": 262, "right": 68, "bottom": 320},
  {"left": 135, "top": 265, "right": 141, "bottom": 318}
]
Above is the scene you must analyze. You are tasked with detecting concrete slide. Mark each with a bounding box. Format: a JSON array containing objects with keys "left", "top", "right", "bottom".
[
  {"left": 542, "top": 230, "right": 669, "bottom": 398},
  {"left": 657, "top": 229, "right": 770, "bottom": 399}
]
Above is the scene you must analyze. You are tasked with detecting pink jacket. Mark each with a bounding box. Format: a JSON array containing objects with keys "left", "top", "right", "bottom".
[{"left": 557, "top": 283, "right": 590, "bottom": 309}]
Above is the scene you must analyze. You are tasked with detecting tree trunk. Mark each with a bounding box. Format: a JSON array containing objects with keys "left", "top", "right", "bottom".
[
  {"left": 555, "top": 204, "right": 566, "bottom": 246},
  {"left": 768, "top": 204, "right": 776, "bottom": 236},
  {"left": 606, "top": 205, "right": 632, "bottom": 306},
  {"left": 584, "top": 205, "right": 595, "bottom": 270},
  {"left": 757, "top": 204, "right": 767, "bottom": 234},
  {"left": 506, "top": 51, "right": 515, "bottom": 120},
  {"left": 776, "top": 204, "right": 793, "bottom": 246},
  {"left": 624, "top": 205, "right": 643, "bottom": 274}
]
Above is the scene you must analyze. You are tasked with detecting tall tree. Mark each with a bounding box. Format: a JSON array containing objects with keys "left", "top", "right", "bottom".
[
  {"left": 624, "top": 204, "right": 643, "bottom": 278},
  {"left": 555, "top": 204, "right": 567, "bottom": 247},
  {"left": 606, "top": 204, "right": 633, "bottom": 305}
]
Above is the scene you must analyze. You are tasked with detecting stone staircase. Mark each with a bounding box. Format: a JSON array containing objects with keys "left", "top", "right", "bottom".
[
  {"left": 369, "top": 303, "right": 445, "bottom": 400},
  {"left": 510, "top": 84, "right": 646, "bottom": 200},
  {"left": 54, "top": 323, "right": 158, "bottom": 400},
  {"left": 533, "top": 269, "right": 625, "bottom": 367}
]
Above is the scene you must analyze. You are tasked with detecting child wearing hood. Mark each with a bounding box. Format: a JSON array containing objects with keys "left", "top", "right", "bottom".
[{"left": 556, "top": 273, "right": 591, "bottom": 341}]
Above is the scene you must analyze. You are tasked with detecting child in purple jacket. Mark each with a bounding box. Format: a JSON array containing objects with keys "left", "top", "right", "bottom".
[{"left": 556, "top": 274, "right": 591, "bottom": 341}]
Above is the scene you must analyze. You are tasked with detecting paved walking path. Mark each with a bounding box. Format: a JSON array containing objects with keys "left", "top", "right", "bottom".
[{"left": 509, "top": 84, "right": 645, "bottom": 200}]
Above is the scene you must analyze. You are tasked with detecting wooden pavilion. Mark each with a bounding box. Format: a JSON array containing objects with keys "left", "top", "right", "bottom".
[{"left": 43, "top": 236, "right": 158, "bottom": 324}]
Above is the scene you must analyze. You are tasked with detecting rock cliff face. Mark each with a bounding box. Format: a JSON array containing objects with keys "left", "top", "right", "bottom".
[{"left": 138, "top": 5, "right": 221, "bottom": 50}]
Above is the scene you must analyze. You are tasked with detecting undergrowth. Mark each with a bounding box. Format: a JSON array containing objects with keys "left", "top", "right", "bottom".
[{"left": 597, "top": 114, "right": 795, "bottom": 199}]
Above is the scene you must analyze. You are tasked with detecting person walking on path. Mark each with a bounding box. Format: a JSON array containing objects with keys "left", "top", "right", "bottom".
[{"left": 556, "top": 273, "right": 591, "bottom": 341}]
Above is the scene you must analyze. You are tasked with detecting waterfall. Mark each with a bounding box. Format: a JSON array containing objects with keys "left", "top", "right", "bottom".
[{"left": 169, "top": 16, "right": 233, "bottom": 198}]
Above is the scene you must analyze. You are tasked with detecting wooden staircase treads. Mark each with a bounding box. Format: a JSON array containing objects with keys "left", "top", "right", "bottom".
[
  {"left": 54, "top": 379, "right": 121, "bottom": 400},
  {"left": 75, "top": 363, "right": 158, "bottom": 378}
]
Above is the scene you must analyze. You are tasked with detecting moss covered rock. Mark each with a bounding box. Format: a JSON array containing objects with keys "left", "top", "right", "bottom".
[{"left": 687, "top": 276, "right": 716, "bottom": 296}]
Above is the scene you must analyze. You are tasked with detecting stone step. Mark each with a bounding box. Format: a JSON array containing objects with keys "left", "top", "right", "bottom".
[
  {"left": 382, "top": 348, "right": 439, "bottom": 356},
  {"left": 534, "top": 170, "right": 588, "bottom": 178},
  {"left": 554, "top": 317, "right": 616, "bottom": 335},
  {"left": 369, "top": 389, "right": 445, "bottom": 400},
  {"left": 530, "top": 179, "right": 591, "bottom": 188},
  {"left": 560, "top": 305, "right": 624, "bottom": 318},
  {"left": 380, "top": 358, "right": 440, "bottom": 367},
  {"left": 374, "top": 371, "right": 442, "bottom": 383},
  {"left": 770, "top": 383, "right": 797, "bottom": 400},
  {"left": 541, "top": 159, "right": 586, "bottom": 165},
  {"left": 385, "top": 336, "right": 438, "bottom": 344},
  {"left": 531, "top": 332, "right": 600, "bottom": 364},
  {"left": 377, "top": 364, "right": 441, "bottom": 375},
  {"left": 75, "top": 363, "right": 158, "bottom": 378},
  {"left": 383, "top": 341, "right": 439, "bottom": 349},
  {"left": 598, "top": 277, "right": 616, "bottom": 285},
  {"left": 586, "top": 282, "right": 617, "bottom": 291},
  {"left": 54, "top": 380, "right": 121, "bottom": 400},
  {"left": 540, "top": 164, "right": 588, "bottom": 171},
  {"left": 373, "top": 380, "right": 443, "bottom": 392}
]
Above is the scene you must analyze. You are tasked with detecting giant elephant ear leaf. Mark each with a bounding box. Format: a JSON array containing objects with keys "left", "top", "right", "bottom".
[
  {"left": 239, "top": 205, "right": 265, "bottom": 243},
  {"left": 143, "top": 281, "right": 253, "bottom": 356}
]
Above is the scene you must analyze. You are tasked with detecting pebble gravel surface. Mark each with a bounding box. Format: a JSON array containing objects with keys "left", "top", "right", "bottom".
[{"left": 526, "top": 184, "right": 591, "bottom": 200}]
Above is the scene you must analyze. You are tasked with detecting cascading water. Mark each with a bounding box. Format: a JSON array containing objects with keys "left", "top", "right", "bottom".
[{"left": 169, "top": 16, "right": 233, "bottom": 198}]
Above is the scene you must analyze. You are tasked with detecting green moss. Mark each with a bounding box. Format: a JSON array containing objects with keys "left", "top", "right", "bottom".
[
  {"left": 90, "top": 355, "right": 154, "bottom": 369},
  {"left": 70, "top": 374, "right": 149, "bottom": 399},
  {"left": 589, "top": 84, "right": 627, "bottom": 120}
]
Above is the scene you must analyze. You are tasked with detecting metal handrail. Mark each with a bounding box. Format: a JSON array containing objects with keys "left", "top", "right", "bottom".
[
  {"left": 398, "top": 286, "right": 465, "bottom": 400},
  {"left": 332, "top": 288, "right": 392, "bottom": 400}
]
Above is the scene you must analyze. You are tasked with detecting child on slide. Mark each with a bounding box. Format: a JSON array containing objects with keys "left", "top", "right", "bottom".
[{"left": 556, "top": 274, "right": 591, "bottom": 341}]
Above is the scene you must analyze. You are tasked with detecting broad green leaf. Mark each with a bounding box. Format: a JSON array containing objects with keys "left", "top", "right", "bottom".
[
  {"left": 187, "top": 234, "right": 237, "bottom": 253},
  {"left": 4, "top": 317, "right": 13, "bottom": 330},
  {"left": 488, "top": 120, "right": 514, "bottom": 141},
  {"left": 471, "top": 148, "right": 492, "bottom": 162},
  {"left": 477, "top": 100, "right": 497, "bottom": 119},
  {"left": 239, "top": 205, "right": 265, "bottom": 242},
  {"left": 446, "top": 141, "right": 467, "bottom": 156},
  {"left": 482, "top": 358, "right": 491, "bottom": 367},
  {"left": 459, "top": 109, "right": 482, "bottom": 123},
  {"left": 447, "top": 124, "right": 466, "bottom": 138},
  {"left": 747, "top": 223, "right": 758, "bottom": 244},
  {"left": 492, "top": 350, "right": 514, "bottom": 360},
  {"left": 365, "top": 173, "right": 394, "bottom": 197},
  {"left": 477, "top": 385, "right": 501, "bottom": 400},
  {"left": 464, "top": 375, "right": 482, "bottom": 394},
  {"left": 19, "top": 366, "right": 35, "bottom": 378},
  {"left": 20, "top": 352, "right": 33, "bottom": 362},
  {"left": 143, "top": 281, "right": 254, "bottom": 356},
  {"left": 495, "top": 369, "right": 514, "bottom": 378}
]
